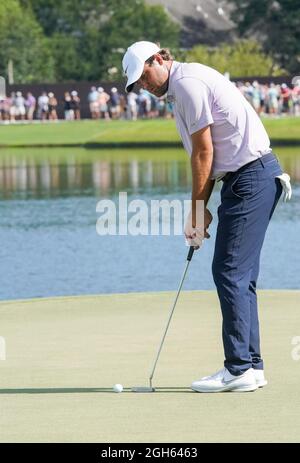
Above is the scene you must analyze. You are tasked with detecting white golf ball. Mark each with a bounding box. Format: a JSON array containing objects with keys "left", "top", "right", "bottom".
[{"left": 113, "top": 383, "right": 123, "bottom": 393}]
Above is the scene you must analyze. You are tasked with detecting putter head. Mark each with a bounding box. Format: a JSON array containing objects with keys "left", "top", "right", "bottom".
[{"left": 131, "top": 386, "right": 155, "bottom": 393}]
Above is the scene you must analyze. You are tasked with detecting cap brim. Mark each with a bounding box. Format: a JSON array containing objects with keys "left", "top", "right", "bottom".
[
  {"left": 126, "top": 83, "right": 135, "bottom": 93},
  {"left": 125, "top": 61, "right": 144, "bottom": 93}
]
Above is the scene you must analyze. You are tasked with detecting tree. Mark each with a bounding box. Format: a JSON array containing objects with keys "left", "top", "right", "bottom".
[
  {"left": 0, "top": 1, "right": 55, "bottom": 83},
  {"left": 20, "top": 0, "right": 180, "bottom": 81},
  {"left": 99, "top": 1, "right": 180, "bottom": 81},
  {"left": 229, "top": 0, "right": 300, "bottom": 74},
  {"left": 186, "top": 40, "right": 284, "bottom": 77}
]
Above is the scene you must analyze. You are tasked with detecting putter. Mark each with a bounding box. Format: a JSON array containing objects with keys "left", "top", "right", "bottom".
[{"left": 132, "top": 246, "right": 195, "bottom": 392}]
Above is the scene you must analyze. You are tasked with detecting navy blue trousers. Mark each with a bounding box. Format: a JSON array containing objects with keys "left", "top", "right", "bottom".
[{"left": 212, "top": 152, "right": 283, "bottom": 375}]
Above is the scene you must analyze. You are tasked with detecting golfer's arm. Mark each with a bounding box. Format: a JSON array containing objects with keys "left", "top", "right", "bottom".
[{"left": 190, "top": 126, "right": 215, "bottom": 223}]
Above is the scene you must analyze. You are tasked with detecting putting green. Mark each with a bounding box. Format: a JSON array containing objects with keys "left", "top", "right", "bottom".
[{"left": 0, "top": 290, "right": 299, "bottom": 443}]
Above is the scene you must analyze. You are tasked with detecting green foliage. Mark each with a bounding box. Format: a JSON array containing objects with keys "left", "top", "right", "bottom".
[
  {"left": 18, "top": 0, "right": 180, "bottom": 82},
  {"left": 186, "top": 40, "right": 285, "bottom": 77},
  {"left": 0, "top": 1, "right": 55, "bottom": 83},
  {"left": 98, "top": 2, "right": 180, "bottom": 81},
  {"left": 229, "top": 0, "right": 300, "bottom": 73}
]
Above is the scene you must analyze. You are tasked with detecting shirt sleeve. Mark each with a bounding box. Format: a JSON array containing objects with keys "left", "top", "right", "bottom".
[{"left": 175, "top": 78, "right": 214, "bottom": 135}]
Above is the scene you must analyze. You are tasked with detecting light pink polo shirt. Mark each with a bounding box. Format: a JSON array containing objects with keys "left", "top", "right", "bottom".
[{"left": 167, "top": 61, "right": 271, "bottom": 178}]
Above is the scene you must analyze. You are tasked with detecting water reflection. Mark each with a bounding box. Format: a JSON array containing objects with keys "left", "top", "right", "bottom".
[
  {"left": 0, "top": 148, "right": 299, "bottom": 199},
  {"left": 0, "top": 158, "right": 192, "bottom": 199}
]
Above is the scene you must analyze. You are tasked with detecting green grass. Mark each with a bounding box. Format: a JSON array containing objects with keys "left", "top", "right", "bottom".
[
  {"left": 0, "top": 117, "right": 299, "bottom": 147},
  {"left": 0, "top": 119, "right": 179, "bottom": 146},
  {"left": 0, "top": 290, "right": 299, "bottom": 442}
]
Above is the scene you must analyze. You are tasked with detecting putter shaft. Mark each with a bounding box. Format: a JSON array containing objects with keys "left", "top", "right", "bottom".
[{"left": 149, "top": 246, "right": 194, "bottom": 387}]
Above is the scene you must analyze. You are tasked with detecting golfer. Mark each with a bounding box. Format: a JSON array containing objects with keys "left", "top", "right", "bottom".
[{"left": 122, "top": 42, "right": 292, "bottom": 393}]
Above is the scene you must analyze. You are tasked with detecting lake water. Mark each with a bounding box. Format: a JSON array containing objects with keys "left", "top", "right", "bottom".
[{"left": 0, "top": 147, "right": 299, "bottom": 300}]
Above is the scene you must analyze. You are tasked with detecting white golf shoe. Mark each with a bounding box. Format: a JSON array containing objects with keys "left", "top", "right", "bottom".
[
  {"left": 191, "top": 367, "right": 258, "bottom": 393},
  {"left": 253, "top": 369, "right": 268, "bottom": 387}
]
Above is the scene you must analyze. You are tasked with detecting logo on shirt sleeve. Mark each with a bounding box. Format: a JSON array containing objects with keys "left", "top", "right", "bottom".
[{"left": 167, "top": 95, "right": 175, "bottom": 103}]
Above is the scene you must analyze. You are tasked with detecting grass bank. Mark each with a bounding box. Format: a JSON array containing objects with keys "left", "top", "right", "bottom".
[{"left": 0, "top": 117, "right": 299, "bottom": 148}]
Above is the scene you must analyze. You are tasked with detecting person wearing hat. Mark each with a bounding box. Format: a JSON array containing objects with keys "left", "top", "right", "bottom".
[
  {"left": 88, "top": 86, "right": 100, "bottom": 119},
  {"left": 70, "top": 90, "right": 81, "bottom": 120},
  {"left": 25, "top": 92, "right": 36, "bottom": 121},
  {"left": 122, "top": 41, "right": 292, "bottom": 393},
  {"left": 15, "top": 91, "right": 26, "bottom": 120},
  {"left": 97, "top": 87, "right": 110, "bottom": 120},
  {"left": 38, "top": 91, "right": 49, "bottom": 121},
  {"left": 109, "top": 87, "right": 121, "bottom": 119},
  {"left": 48, "top": 92, "right": 58, "bottom": 121},
  {"left": 280, "top": 83, "right": 291, "bottom": 114}
]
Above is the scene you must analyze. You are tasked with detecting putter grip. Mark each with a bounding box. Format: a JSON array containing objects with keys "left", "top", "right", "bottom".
[{"left": 187, "top": 246, "right": 195, "bottom": 261}]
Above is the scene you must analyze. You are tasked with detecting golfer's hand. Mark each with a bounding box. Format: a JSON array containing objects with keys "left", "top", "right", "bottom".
[
  {"left": 184, "top": 208, "right": 213, "bottom": 249},
  {"left": 204, "top": 208, "right": 213, "bottom": 238}
]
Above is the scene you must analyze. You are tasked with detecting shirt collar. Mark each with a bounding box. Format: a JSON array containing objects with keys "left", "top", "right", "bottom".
[{"left": 167, "top": 61, "right": 181, "bottom": 103}]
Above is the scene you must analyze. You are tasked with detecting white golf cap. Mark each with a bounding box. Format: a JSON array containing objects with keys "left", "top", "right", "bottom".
[{"left": 122, "top": 41, "right": 160, "bottom": 92}]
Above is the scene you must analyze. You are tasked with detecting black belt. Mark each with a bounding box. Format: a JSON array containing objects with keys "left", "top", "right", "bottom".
[
  {"left": 222, "top": 171, "right": 235, "bottom": 183},
  {"left": 222, "top": 152, "right": 277, "bottom": 183}
]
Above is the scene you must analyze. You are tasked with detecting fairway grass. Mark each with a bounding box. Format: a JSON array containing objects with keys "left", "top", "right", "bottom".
[
  {"left": 0, "top": 290, "right": 299, "bottom": 443},
  {"left": 0, "top": 117, "right": 299, "bottom": 148}
]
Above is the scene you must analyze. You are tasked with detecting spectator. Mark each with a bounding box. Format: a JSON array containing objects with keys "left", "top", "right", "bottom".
[
  {"left": 119, "top": 93, "right": 127, "bottom": 119},
  {"left": 97, "top": 87, "right": 110, "bottom": 119},
  {"left": 148, "top": 91, "right": 159, "bottom": 118},
  {"left": 127, "top": 91, "right": 138, "bottom": 120},
  {"left": 165, "top": 97, "right": 174, "bottom": 119},
  {"left": 292, "top": 80, "right": 300, "bottom": 116},
  {"left": 259, "top": 84, "right": 268, "bottom": 115},
  {"left": 48, "top": 92, "right": 58, "bottom": 120},
  {"left": 281, "top": 83, "right": 291, "bottom": 114},
  {"left": 88, "top": 86, "right": 99, "bottom": 119},
  {"left": 109, "top": 87, "right": 121, "bottom": 119},
  {"left": 0, "top": 97, "right": 5, "bottom": 121},
  {"left": 267, "top": 83, "right": 279, "bottom": 115},
  {"left": 1, "top": 96, "right": 10, "bottom": 121},
  {"left": 138, "top": 89, "right": 151, "bottom": 118},
  {"left": 38, "top": 91, "right": 49, "bottom": 121},
  {"left": 70, "top": 90, "right": 81, "bottom": 120},
  {"left": 9, "top": 92, "right": 17, "bottom": 122},
  {"left": 15, "top": 91, "right": 26, "bottom": 121},
  {"left": 157, "top": 96, "right": 166, "bottom": 118},
  {"left": 251, "top": 81, "right": 261, "bottom": 114},
  {"left": 25, "top": 92, "right": 36, "bottom": 121},
  {"left": 63, "top": 92, "right": 74, "bottom": 120}
]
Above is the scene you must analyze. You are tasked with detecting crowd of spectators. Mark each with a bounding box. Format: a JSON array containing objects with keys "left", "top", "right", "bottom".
[
  {"left": 0, "top": 80, "right": 299, "bottom": 124},
  {"left": 0, "top": 90, "right": 81, "bottom": 122},
  {"left": 236, "top": 81, "right": 300, "bottom": 116},
  {"left": 87, "top": 86, "right": 174, "bottom": 121}
]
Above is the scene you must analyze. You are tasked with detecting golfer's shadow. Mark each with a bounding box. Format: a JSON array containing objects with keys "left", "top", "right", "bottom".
[{"left": 0, "top": 387, "right": 192, "bottom": 394}]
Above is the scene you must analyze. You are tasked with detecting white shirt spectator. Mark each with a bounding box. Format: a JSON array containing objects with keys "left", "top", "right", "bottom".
[
  {"left": 127, "top": 92, "right": 138, "bottom": 106},
  {"left": 38, "top": 94, "right": 49, "bottom": 111},
  {"left": 127, "top": 91, "right": 138, "bottom": 120},
  {"left": 15, "top": 92, "right": 26, "bottom": 116},
  {"left": 88, "top": 87, "right": 99, "bottom": 102}
]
